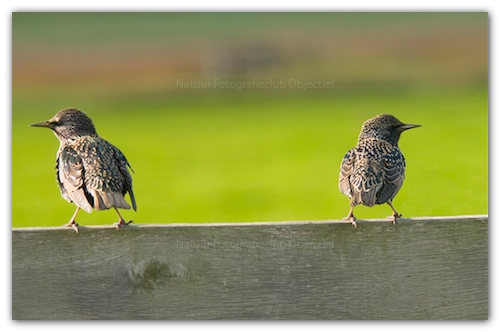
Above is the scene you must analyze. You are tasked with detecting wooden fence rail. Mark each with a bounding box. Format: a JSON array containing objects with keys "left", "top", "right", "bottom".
[{"left": 12, "top": 215, "right": 488, "bottom": 320}]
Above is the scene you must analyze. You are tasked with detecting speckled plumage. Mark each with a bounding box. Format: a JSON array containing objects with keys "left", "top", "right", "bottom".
[
  {"left": 338, "top": 114, "right": 420, "bottom": 227},
  {"left": 31, "top": 108, "right": 136, "bottom": 232}
]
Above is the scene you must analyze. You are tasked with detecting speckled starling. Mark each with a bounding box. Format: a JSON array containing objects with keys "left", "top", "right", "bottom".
[
  {"left": 30, "top": 108, "right": 136, "bottom": 233},
  {"left": 338, "top": 114, "right": 420, "bottom": 228}
]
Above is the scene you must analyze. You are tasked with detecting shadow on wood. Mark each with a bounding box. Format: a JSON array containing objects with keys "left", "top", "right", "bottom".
[{"left": 12, "top": 215, "right": 488, "bottom": 320}]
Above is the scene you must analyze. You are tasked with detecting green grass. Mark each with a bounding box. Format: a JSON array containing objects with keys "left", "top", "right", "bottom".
[
  {"left": 12, "top": 89, "right": 487, "bottom": 227},
  {"left": 11, "top": 12, "right": 488, "bottom": 227}
]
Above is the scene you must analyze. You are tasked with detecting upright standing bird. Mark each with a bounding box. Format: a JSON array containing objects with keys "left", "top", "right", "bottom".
[
  {"left": 30, "top": 108, "right": 136, "bottom": 233},
  {"left": 338, "top": 114, "right": 420, "bottom": 228}
]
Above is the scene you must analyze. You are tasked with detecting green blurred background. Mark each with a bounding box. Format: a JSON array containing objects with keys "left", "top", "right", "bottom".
[{"left": 12, "top": 12, "right": 488, "bottom": 227}]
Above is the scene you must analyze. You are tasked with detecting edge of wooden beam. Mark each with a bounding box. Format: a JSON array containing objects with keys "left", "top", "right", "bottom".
[{"left": 11, "top": 214, "right": 488, "bottom": 232}]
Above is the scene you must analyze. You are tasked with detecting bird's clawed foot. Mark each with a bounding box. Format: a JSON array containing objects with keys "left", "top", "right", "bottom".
[
  {"left": 113, "top": 219, "right": 133, "bottom": 230},
  {"left": 342, "top": 214, "right": 357, "bottom": 228},
  {"left": 113, "top": 208, "right": 133, "bottom": 230},
  {"left": 386, "top": 202, "right": 402, "bottom": 230},
  {"left": 346, "top": 217, "right": 357, "bottom": 228},
  {"left": 387, "top": 212, "right": 402, "bottom": 230},
  {"left": 63, "top": 220, "right": 79, "bottom": 234},
  {"left": 342, "top": 207, "right": 357, "bottom": 228}
]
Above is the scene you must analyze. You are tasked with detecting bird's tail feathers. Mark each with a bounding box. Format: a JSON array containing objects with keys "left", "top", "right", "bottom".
[
  {"left": 70, "top": 189, "right": 94, "bottom": 213},
  {"left": 350, "top": 188, "right": 377, "bottom": 207},
  {"left": 91, "top": 189, "right": 131, "bottom": 211},
  {"left": 128, "top": 189, "right": 137, "bottom": 212}
]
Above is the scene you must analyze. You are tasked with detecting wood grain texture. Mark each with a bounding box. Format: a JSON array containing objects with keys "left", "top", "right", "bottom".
[{"left": 12, "top": 216, "right": 488, "bottom": 320}]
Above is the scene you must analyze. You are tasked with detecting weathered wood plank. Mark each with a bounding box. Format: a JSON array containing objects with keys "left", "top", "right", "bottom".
[{"left": 12, "top": 216, "right": 488, "bottom": 320}]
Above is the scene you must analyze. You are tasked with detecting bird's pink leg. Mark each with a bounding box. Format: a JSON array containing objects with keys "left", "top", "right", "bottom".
[
  {"left": 64, "top": 207, "right": 80, "bottom": 233},
  {"left": 113, "top": 208, "right": 133, "bottom": 230},
  {"left": 342, "top": 206, "right": 357, "bottom": 228}
]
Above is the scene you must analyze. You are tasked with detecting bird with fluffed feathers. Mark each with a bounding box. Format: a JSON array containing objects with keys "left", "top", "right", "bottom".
[
  {"left": 339, "top": 114, "right": 420, "bottom": 228},
  {"left": 30, "top": 108, "right": 136, "bottom": 233}
]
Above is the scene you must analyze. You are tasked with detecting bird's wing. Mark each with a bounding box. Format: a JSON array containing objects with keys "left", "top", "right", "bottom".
[
  {"left": 376, "top": 146, "right": 406, "bottom": 204},
  {"left": 57, "top": 146, "right": 94, "bottom": 213},
  {"left": 349, "top": 156, "right": 384, "bottom": 207},
  {"left": 338, "top": 148, "right": 356, "bottom": 197},
  {"left": 80, "top": 138, "right": 133, "bottom": 211},
  {"left": 341, "top": 139, "right": 394, "bottom": 207},
  {"left": 110, "top": 143, "right": 137, "bottom": 211}
]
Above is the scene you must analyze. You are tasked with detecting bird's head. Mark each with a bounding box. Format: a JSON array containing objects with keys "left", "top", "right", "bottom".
[
  {"left": 30, "top": 108, "right": 97, "bottom": 143},
  {"left": 358, "top": 114, "right": 421, "bottom": 145}
]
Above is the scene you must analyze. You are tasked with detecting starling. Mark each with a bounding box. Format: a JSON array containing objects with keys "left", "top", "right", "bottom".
[
  {"left": 30, "top": 108, "right": 136, "bottom": 233},
  {"left": 338, "top": 114, "right": 420, "bottom": 228}
]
